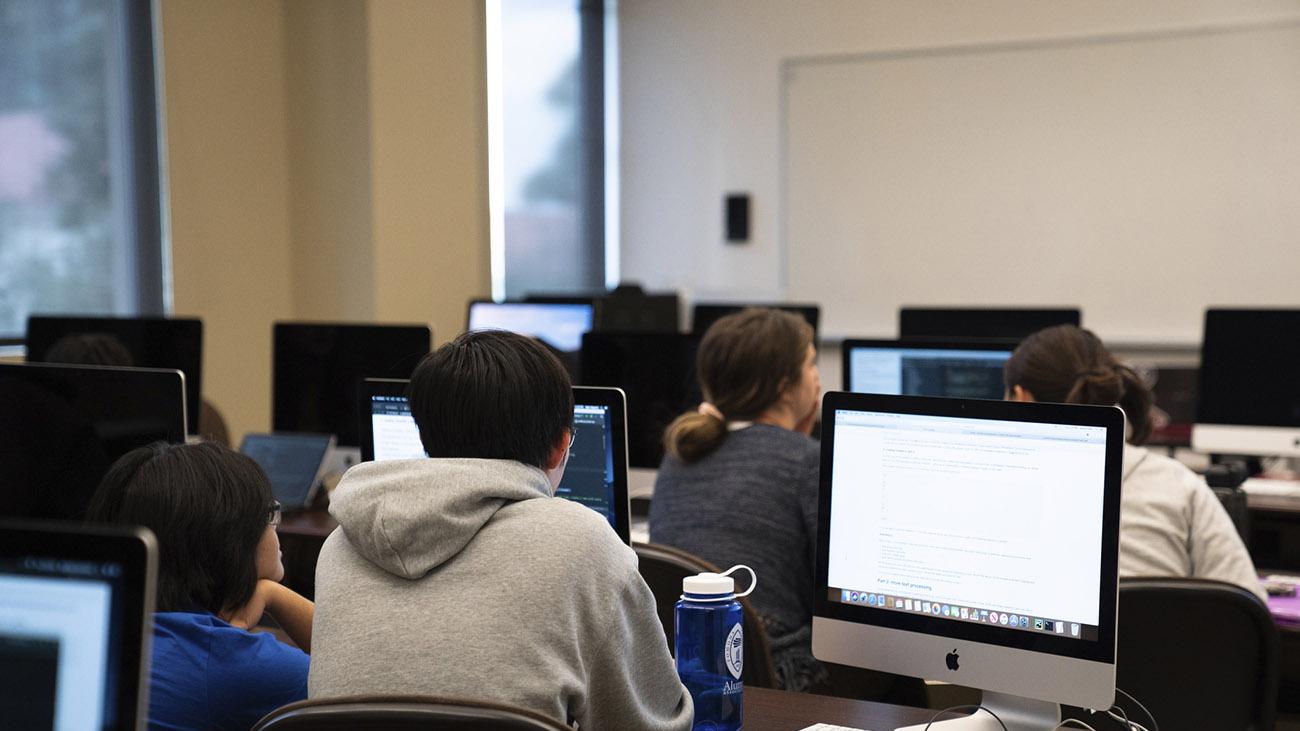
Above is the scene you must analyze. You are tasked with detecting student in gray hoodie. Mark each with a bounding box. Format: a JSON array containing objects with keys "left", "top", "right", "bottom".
[{"left": 308, "top": 330, "right": 693, "bottom": 730}]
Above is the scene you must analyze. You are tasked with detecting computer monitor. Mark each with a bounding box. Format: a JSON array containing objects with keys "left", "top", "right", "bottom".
[
  {"left": 841, "top": 339, "right": 1016, "bottom": 400},
  {"left": 26, "top": 315, "right": 203, "bottom": 434},
  {"left": 898, "top": 307, "right": 1080, "bottom": 341},
  {"left": 579, "top": 331, "right": 702, "bottom": 469},
  {"left": 272, "top": 322, "right": 431, "bottom": 448},
  {"left": 466, "top": 300, "right": 594, "bottom": 355},
  {"left": 691, "top": 303, "right": 820, "bottom": 340},
  {"left": 0, "top": 520, "right": 157, "bottom": 731},
  {"left": 238, "top": 433, "right": 335, "bottom": 510},
  {"left": 1193, "top": 309, "right": 1300, "bottom": 457},
  {"left": 357, "top": 380, "right": 632, "bottom": 544},
  {"left": 593, "top": 288, "right": 681, "bottom": 333},
  {"left": 813, "top": 393, "right": 1123, "bottom": 729},
  {"left": 0, "top": 363, "right": 187, "bottom": 520}
]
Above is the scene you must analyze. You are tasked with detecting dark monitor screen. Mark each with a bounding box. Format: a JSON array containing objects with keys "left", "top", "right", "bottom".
[
  {"left": 842, "top": 339, "right": 1016, "bottom": 400},
  {"left": 0, "top": 521, "right": 157, "bottom": 731},
  {"left": 272, "top": 323, "right": 431, "bottom": 447},
  {"left": 357, "top": 380, "right": 631, "bottom": 543},
  {"left": 0, "top": 363, "right": 186, "bottom": 520},
  {"left": 692, "top": 303, "right": 820, "bottom": 340},
  {"left": 899, "top": 307, "right": 1080, "bottom": 341},
  {"left": 26, "top": 315, "right": 202, "bottom": 434},
  {"left": 1197, "top": 309, "right": 1300, "bottom": 427},
  {"left": 580, "top": 332, "right": 701, "bottom": 468}
]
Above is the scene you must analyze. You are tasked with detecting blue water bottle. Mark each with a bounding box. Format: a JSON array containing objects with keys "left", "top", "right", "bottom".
[{"left": 675, "top": 565, "right": 757, "bottom": 731}]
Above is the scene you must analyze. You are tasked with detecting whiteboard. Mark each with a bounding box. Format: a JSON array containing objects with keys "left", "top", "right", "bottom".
[{"left": 782, "top": 19, "right": 1300, "bottom": 344}]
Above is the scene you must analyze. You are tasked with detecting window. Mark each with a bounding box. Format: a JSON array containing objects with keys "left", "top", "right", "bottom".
[
  {"left": 0, "top": 0, "right": 163, "bottom": 344},
  {"left": 487, "top": 0, "right": 613, "bottom": 300}
]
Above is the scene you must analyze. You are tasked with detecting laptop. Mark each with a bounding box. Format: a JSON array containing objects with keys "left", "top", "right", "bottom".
[
  {"left": 0, "top": 521, "right": 158, "bottom": 730},
  {"left": 358, "top": 379, "right": 633, "bottom": 544},
  {"left": 238, "top": 433, "right": 335, "bottom": 510}
]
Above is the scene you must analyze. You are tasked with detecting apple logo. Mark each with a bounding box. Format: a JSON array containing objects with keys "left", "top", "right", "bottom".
[{"left": 945, "top": 649, "right": 960, "bottom": 671}]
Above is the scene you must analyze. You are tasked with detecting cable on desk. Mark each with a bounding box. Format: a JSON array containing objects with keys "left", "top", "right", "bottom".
[
  {"left": 1115, "top": 688, "right": 1158, "bottom": 731},
  {"left": 922, "top": 704, "right": 1008, "bottom": 730},
  {"left": 1051, "top": 720, "right": 1100, "bottom": 731}
]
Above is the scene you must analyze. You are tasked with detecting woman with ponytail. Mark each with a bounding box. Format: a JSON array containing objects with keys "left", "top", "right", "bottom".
[
  {"left": 1005, "top": 325, "right": 1264, "bottom": 600},
  {"left": 650, "top": 309, "right": 922, "bottom": 702}
]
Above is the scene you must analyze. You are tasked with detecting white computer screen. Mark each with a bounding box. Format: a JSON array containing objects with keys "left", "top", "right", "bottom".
[
  {"left": 467, "top": 303, "right": 593, "bottom": 352},
  {"left": 0, "top": 572, "right": 115, "bottom": 730},
  {"left": 848, "top": 347, "right": 1011, "bottom": 400},
  {"left": 826, "top": 409, "right": 1108, "bottom": 641}
]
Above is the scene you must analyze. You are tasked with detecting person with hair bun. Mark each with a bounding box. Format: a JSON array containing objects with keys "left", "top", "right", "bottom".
[
  {"left": 651, "top": 309, "right": 922, "bottom": 702},
  {"left": 1005, "top": 324, "right": 1264, "bottom": 601}
]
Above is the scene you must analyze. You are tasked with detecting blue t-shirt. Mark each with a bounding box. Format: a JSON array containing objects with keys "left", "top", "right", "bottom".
[{"left": 148, "top": 611, "right": 309, "bottom": 731}]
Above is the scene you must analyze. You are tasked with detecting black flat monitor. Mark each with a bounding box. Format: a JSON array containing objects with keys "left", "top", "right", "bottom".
[
  {"left": 272, "top": 322, "right": 431, "bottom": 447},
  {"left": 579, "top": 331, "right": 702, "bottom": 469},
  {"left": 26, "top": 315, "right": 203, "bottom": 433},
  {"left": 0, "top": 363, "right": 187, "bottom": 520},
  {"left": 813, "top": 393, "right": 1124, "bottom": 726},
  {"left": 691, "top": 302, "right": 820, "bottom": 340},
  {"left": 593, "top": 290, "right": 680, "bottom": 333},
  {"left": 1193, "top": 309, "right": 1300, "bottom": 457},
  {"left": 898, "top": 307, "right": 1080, "bottom": 341},
  {"left": 356, "top": 379, "right": 632, "bottom": 544},
  {"left": 0, "top": 520, "right": 158, "bottom": 731},
  {"left": 841, "top": 339, "right": 1017, "bottom": 400}
]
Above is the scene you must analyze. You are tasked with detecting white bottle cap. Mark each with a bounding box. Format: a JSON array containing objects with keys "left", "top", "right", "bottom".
[
  {"left": 680, "top": 565, "right": 757, "bottom": 602},
  {"left": 682, "top": 572, "right": 735, "bottom": 597}
]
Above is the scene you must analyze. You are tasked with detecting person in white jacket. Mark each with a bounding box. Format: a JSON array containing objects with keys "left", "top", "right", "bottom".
[
  {"left": 1003, "top": 324, "right": 1266, "bottom": 602},
  {"left": 308, "top": 330, "right": 693, "bottom": 730}
]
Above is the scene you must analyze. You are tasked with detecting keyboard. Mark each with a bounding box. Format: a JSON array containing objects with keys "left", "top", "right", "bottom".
[{"left": 1241, "top": 477, "right": 1300, "bottom": 498}]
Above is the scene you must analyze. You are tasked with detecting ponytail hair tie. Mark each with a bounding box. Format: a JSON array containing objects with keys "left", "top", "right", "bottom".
[{"left": 698, "top": 402, "right": 725, "bottom": 421}]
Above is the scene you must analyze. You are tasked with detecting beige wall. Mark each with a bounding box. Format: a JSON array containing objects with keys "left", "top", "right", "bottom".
[
  {"left": 162, "top": 0, "right": 490, "bottom": 442},
  {"left": 161, "top": 0, "right": 295, "bottom": 443}
]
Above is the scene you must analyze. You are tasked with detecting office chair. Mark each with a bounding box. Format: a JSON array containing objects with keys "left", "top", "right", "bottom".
[
  {"left": 1108, "top": 578, "right": 1278, "bottom": 731},
  {"left": 633, "top": 541, "right": 779, "bottom": 688},
  {"left": 252, "top": 695, "right": 570, "bottom": 731}
]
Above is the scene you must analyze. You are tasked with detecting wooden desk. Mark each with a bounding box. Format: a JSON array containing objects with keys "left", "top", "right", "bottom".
[
  {"left": 744, "top": 687, "right": 934, "bottom": 730},
  {"left": 277, "top": 509, "right": 337, "bottom": 600}
]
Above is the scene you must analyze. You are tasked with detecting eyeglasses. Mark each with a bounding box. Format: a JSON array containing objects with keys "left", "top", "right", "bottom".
[{"left": 267, "top": 500, "right": 282, "bottom": 527}]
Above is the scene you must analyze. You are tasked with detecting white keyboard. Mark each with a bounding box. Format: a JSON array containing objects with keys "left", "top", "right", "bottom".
[{"left": 1241, "top": 477, "right": 1300, "bottom": 498}]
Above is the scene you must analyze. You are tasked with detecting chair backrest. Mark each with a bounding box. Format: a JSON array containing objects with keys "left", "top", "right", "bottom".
[
  {"left": 253, "top": 695, "right": 571, "bottom": 731},
  {"left": 633, "top": 541, "right": 779, "bottom": 688},
  {"left": 1115, "top": 577, "right": 1278, "bottom": 731}
]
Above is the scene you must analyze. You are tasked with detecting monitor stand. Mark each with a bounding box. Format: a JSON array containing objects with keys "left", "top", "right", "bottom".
[{"left": 896, "top": 691, "right": 1061, "bottom": 731}]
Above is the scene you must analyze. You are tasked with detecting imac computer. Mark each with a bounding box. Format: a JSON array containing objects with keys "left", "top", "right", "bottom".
[
  {"left": 465, "top": 300, "right": 594, "bottom": 353},
  {"left": 813, "top": 392, "right": 1124, "bottom": 730},
  {"left": 691, "top": 303, "right": 820, "bottom": 340},
  {"left": 0, "top": 363, "right": 187, "bottom": 521},
  {"left": 357, "top": 379, "right": 632, "bottom": 544},
  {"left": 898, "top": 308, "right": 1080, "bottom": 342},
  {"left": 272, "top": 322, "right": 431, "bottom": 457},
  {"left": 0, "top": 520, "right": 157, "bottom": 731},
  {"left": 1193, "top": 309, "right": 1300, "bottom": 458},
  {"left": 26, "top": 315, "right": 203, "bottom": 434},
  {"left": 841, "top": 339, "right": 1016, "bottom": 400},
  {"left": 579, "top": 331, "right": 702, "bottom": 470}
]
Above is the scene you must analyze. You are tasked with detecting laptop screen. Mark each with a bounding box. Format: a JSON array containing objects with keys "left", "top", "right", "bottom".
[
  {"left": 0, "top": 523, "right": 156, "bottom": 731},
  {"left": 359, "top": 383, "right": 630, "bottom": 542}
]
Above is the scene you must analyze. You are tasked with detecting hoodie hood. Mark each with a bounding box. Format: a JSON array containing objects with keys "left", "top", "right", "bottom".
[{"left": 328, "top": 458, "right": 553, "bottom": 579}]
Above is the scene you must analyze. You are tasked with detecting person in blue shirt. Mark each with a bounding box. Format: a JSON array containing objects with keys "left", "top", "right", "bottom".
[{"left": 87, "top": 441, "right": 313, "bottom": 731}]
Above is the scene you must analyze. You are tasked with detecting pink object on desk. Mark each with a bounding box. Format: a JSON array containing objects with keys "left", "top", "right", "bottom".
[{"left": 1269, "top": 593, "right": 1300, "bottom": 626}]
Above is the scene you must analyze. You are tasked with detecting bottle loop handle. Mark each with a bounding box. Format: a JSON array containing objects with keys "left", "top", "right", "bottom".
[{"left": 720, "top": 564, "right": 757, "bottom": 599}]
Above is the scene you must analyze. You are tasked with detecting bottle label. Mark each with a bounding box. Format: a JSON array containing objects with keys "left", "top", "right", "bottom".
[{"left": 725, "top": 623, "right": 744, "bottom": 679}]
